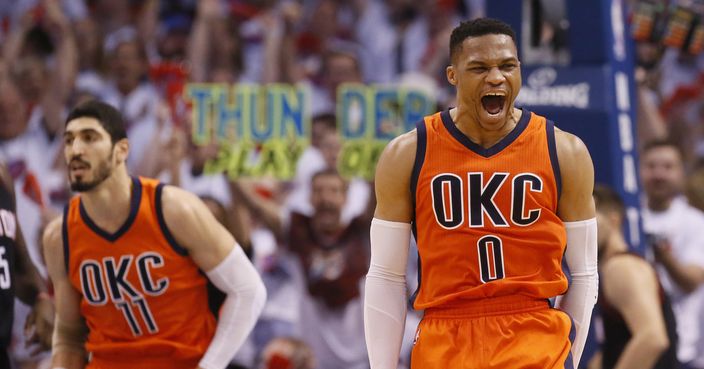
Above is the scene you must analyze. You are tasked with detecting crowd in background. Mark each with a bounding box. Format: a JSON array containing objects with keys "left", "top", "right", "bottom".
[{"left": 2, "top": 0, "right": 704, "bottom": 368}]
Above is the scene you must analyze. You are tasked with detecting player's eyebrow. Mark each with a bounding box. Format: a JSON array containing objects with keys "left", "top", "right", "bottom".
[
  {"left": 64, "top": 128, "right": 102, "bottom": 138},
  {"left": 466, "top": 57, "right": 519, "bottom": 66}
]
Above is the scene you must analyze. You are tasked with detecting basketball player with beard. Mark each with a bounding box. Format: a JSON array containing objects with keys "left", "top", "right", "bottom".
[{"left": 42, "top": 100, "right": 266, "bottom": 369}]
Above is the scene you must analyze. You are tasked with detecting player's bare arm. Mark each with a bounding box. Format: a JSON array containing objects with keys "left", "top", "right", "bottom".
[
  {"left": 373, "top": 129, "right": 417, "bottom": 222},
  {"left": 365, "top": 129, "right": 417, "bottom": 369},
  {"left": 555, "top": 129, "right": 596, "bottom": 221},
  {"left": 554, "top": 128, "right": 598, "bottom": 369},
  {"left": 161, "top": 187, "right": 236, "bottom": 269},
  {"left": 42, "top": 216, "right": 87, "bottom": 369},
  {"left": 602, "top": 257, "right": 669, "bottom": 369},
  {"left": 0, "top": 163, "right": 53, "bottom": 351},
  {"left": 161, "top": 186, "right": 266, "bottom": 369}
]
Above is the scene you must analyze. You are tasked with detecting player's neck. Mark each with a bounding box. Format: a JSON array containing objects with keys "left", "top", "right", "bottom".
[
  {"left": 80, "top": 170, "right": 133, "bottom": 229},
  {"left": 451, "top": 107, "right": 521, "bottom": 149}
]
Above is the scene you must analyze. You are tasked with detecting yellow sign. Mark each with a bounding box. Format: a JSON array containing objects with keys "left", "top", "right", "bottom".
[{"left": 183, "top": 83, "right": 435, "bottom": 180}]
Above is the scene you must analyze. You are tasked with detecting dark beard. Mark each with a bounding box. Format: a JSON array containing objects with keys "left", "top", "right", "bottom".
[{"left": 70, "top": 158, "right": 113, "bottom": 192}]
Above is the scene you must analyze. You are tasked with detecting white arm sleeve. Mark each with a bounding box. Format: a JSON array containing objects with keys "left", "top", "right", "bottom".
[
  {"left": 198, "top": 245, "right": 267, "bottom": 369},
  {"left": 364, "top": 218, "right": 411, "bottom": 369},
  {"left": 558, "top": 218, "right": 598, "bottom": 369}
]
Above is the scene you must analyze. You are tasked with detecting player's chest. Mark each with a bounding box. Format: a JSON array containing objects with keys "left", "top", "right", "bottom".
[{"left": 416, "top": 169, "right": 555, "bottom": 229}]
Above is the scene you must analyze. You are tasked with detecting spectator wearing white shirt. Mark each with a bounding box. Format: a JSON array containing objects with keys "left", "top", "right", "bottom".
[{"left": 641, "top": 139, "right": 704, "bottom": 369}]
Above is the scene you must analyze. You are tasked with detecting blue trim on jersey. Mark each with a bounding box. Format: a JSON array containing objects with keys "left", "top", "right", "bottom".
[
  {"left": 561, "top": 247, "right": 571, "bottom": 289},
  {"left": 155, "top": 184, "right": 189, "bottom": 256},
  {"left": 546, "top": 120, "right": 562, "bottom": 199},
  {"left": 439, "top": 108, "right": 531, "bottom": 158},
  {"left": 409, "top": 119, "right": 426, "bottom": 307},
  {"left": 564, "top": 313, "right": 576, "bottom": 369},
  {"left": 78, "top": 176, "right": 142, "bottom": 242},
  {"left": 409, "top": 223, "right": 421, "bottom": 306},
  {"left": 62, "top": 205, "right": 70, "bottom": 272},
  {"left": 410, "top": 119, "right": 427, "bottom": 201}
]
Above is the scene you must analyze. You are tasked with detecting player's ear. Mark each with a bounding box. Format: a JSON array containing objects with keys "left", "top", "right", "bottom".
[
  {"left": 114, "top": 139, "right": 130, "bottom": 164},
  {"left": 446, "top": 65, "right": 457, "bottom": 86}
]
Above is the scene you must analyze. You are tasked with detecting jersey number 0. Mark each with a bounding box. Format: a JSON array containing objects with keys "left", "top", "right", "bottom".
[{"left": 477, "top": 235, "right": 505, "bottom": 283}]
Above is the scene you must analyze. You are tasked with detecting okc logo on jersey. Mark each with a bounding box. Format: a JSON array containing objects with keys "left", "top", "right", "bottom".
[
  {"left": 79, "top": 251, "right": 169, "bottom": 336},
  {"left": 431, "top": 172, "right": 543, "bottom": 229}
]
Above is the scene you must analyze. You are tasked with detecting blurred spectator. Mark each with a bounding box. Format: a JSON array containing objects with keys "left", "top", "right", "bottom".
[
  {"left": 286, "top": 119, "right": 371, "bottom": 224},
  {"left": 635, "top": 65, "right": 668, "bottom": 150},
  {"left": 640, "top": 139, "right": 704, "bottom": 368},
  {"left": 417, "top": 0, "right": 459, "bottom": 106},
  {"left": 305, "top": 49, "right": 364, "bottom": 117},
  {"left": 0, "top": 74, "right": 29, "bottom": 143},
  {"left": 187, "top": 0, "right": 244, "bottom": 83},
  {"left": 593, "top": 184, "right": 679, "bottom": 369},
  {"left": 0, "top": 67, "right": 65, "bottom": 270},
  {"left": 101, "top": 28, "right": 163, "bottom": 171},
  {"left": 91, "top": 0, "right": 133, "bottom": 35},
  {"left": 3, "top": 0, "right": 78, "bottom": 143},
  {"left": 292, "top": 0, "right": 356, "bottom": 81},
  {"left": 258, "top": 336, "right": 316, "bottom": 369},
  {"left": 154, "top": 12, "right": 192, "bottom": 61},
  {"left": 288, "top": 169, "right": 372, "bottom": 369},
  {"left": 0, "top": 72, "right": 61, "bottom": 369},
  {"left": 354, "top": 0, "right": 428, "bottom": 83},
  {"left": 289, "top": 169, "right": 372, "bottom": 309},
  {"left": 232, "top": 169, "right": 374, "bottom": 368},
  {"left": 235, "top": 0, "right": 285, "bottom": 83},
  {"left": 658, "top": 49, "right": 704, "bottom": 103},
  {"left": 72, "top": 16, "right": 106, "bottom": 99},
  {"left": 286, "top": 113, "right": 336, "bottom": 216},
  {"left": 686, "top": 166, "right": 704, "bottom": 213}
]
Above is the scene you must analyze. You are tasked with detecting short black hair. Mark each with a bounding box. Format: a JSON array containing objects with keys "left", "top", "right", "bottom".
[
  {"left": 312, "top": 112, "right": 337, "bottom": 130},
  {"left": 321, "top": 49, "right": 361, "bottom": 77},
  {"left": 641, "top": 138, "right": 684, "bottom": 161},
  {"left": 593, "top": 184, "right": 625, "bottom": 221},
  {"left": 65, "top": 100, "right": 127, "bottom": 144},
  {"left": 449, "top": 18, "right": 517, "bottom": 63},
  {"left": 311, "top": 168, "right": 346, "bottom": 187}
]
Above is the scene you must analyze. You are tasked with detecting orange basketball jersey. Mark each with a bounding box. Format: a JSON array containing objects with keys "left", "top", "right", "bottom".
[
  {"left": 411, "top": 109, "right": 568, "bottom": 310},
  {"left": 63, "top": 177, "right": 216, "bottom": 369}
]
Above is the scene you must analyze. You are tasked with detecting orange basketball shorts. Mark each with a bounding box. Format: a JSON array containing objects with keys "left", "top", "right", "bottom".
[{"left": 410, "top": 295, "right": 575, "bottom": 369}]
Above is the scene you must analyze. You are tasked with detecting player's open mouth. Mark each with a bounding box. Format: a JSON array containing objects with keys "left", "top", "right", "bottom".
[{"left": 481, "top": 93, "right": 506, "bottom": 115}]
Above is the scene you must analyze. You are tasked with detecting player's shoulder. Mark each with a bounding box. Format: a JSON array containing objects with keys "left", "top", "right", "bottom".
[
  {"left": 160, "top": 185, "right": 204, "bottom": 217},
  {"left": 380, "top": 129, "right": 417, "bottom": 165},
  {"left": 554, "top": 127, "right": 589, "bottom": 156},
  {"left": 376, "top": 129, "right": 418, "bottom": 181},
  {"left": 42, "top": 215, "right": 65, "bottom": 274},
  {"left": 42, "top": 215, "right": 64, "bottom": 259},
  {"left": 601, "top": 254, "right": 655, "bottom": 292},
  {"left": 553, "top": 127, "right": 593, "bottom": 180},
  {"left": 603, "top": 253, "right": 651, "bottom": 275},
  {"left": 602, "top": 254, "right": 657, "bottom": 296}
]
